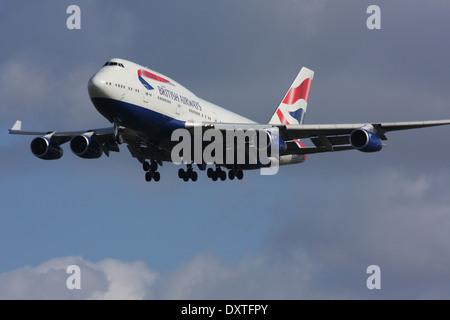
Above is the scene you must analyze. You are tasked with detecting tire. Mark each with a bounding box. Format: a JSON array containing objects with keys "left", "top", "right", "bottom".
[{"left": 150, "top": 161, "right": 158, "bottom": 172}]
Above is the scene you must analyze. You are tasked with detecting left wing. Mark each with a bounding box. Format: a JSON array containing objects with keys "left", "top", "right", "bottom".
[
  {"left": 279, "top": 119, "right": 450, "bottom": 154},
  {"left": 281, "top": 120, "right": 450, "bottom": 139},
  {"left": 185, "top": 119, "right": 450, "bottom": 155}
]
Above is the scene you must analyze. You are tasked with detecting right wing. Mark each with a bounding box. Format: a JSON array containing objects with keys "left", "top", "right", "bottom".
[
  {"left": 8, "top": 120, "right": 174, "bottom": 164},
  {"left": 9, "top": 120, "right": 120, "bottom": 154}
]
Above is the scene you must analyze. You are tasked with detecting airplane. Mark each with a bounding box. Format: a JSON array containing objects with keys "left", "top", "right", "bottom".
[{"left": 8, "top": 58, "right": 450, "bottom": 182}]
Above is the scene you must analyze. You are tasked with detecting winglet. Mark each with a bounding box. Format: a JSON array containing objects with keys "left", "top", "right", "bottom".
[{"left": 10, "top": 120, "right": 22, "bottom": 132}]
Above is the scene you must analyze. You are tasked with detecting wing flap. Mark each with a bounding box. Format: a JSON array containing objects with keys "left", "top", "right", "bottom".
[
  {"left": 310, "top": 135, "right": 350, "bottom": 148},
  {"left": 286, "top": 142, "right": 355, "bottom": 155}
]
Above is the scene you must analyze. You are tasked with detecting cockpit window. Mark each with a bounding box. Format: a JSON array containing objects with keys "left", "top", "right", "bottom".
[{"left": 103, "top": 61, "right": 125, "bottom": 68}]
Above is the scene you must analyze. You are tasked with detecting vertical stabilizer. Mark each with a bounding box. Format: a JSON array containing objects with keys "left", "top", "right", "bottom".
[{"left": 268, "top": 67, "right": 314, "bottom": 125}]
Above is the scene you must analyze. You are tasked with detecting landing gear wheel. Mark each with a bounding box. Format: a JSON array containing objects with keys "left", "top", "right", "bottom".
[
  {"left": 178, "top": 165, "right": 198, "bottom": 182},
  {"left": 145, "top": 171, "right": 152, "bottom": 182},
  {"left": 220, "top": 170, "right": 226, "bottom": 181},
  {"left": 150, "top": 160, "right": 158, "bottom": 172},
  {"left": 153, "top": 171, "right": 160, "bottom": 182},
  {"left": 143, "top": 161, "right": 150, "bottom": 172},
  {"left": 236, "top": 169, "right": 244, "bottom": 180},
  {"left": 228, "top": 170, "right": 235, "bottom": 180}
]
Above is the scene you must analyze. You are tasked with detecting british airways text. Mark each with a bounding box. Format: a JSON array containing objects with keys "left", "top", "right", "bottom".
[{"left": 158, "top": 86, "right": 202, "bottom": 111}]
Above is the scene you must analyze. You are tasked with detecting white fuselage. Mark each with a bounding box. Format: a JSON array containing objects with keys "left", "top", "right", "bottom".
[{"left": 88, "top": 58, "right": 255, "bottom": 134}]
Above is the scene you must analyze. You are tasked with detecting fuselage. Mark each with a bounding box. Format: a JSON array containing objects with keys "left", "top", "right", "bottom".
[{"left": 87, "top": 58, "right": 256, "bottom": 138}]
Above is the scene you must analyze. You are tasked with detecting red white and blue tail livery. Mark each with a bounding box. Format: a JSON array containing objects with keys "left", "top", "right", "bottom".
[{"left": 269, "top": 67, "right": 313, "bottom": 126}]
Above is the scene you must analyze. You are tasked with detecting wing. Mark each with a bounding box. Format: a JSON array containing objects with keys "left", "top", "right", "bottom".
[
  {"left": 9, "top": 120, "right": 120, "bottom": 157},
  {"left": 185, "top": 119, "right": 450, "bottom": 155},
  {"left": 280, "top": 120, "right": 450, "bottom": 154},
  {"left": 8, "top": 120, "right": 173, "bottom": 162}
]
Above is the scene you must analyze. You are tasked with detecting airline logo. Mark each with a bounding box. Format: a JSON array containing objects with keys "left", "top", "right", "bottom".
[
  {"left": 138, "top": 69, "right": 170, "bottom": 90},
  {"left": 274, "top": 75, "right": 312, "bottom": 153},
  {"left": 276, "top": 77, "right": 312, "bottom": 125},
  {"left": 282, "top": 77, "right": 312, "bottom": 105}
]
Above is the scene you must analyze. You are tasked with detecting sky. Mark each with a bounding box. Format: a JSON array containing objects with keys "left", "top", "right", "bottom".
[{"left": 0, "top": 0, "right": 449, "bottom": 299}]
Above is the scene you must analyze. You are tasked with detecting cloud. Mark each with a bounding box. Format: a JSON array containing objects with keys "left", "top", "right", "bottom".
[
  {"left": 0, "top": 253, "right": 316, "bottom": 300},
  {"left": 0, "top": 256, "right": 156, "bottom": 299},
  {"left": 266, "top": 166, "right": 450, "bottom": 299},
  {"left": 0, "top": 57, "right": 101, "bottom": 130},
  {"left": 0, "top": 60, "right": 54, "bottom": 117},
  {"left": 89, "top": 258, "right": 156, "bottom": 300},
  {"left": 274, "top": 0, "right": 327, "bottom": 37}
]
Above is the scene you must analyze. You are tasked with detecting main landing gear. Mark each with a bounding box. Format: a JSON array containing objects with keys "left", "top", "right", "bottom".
[
  {"left": 143, "top": 160, "right": 160, "bottom": 182},
  {"left": 207, "top": 166, "right": 244, "bottom": 181},
  {"left": 178, "top": 164, "right": 198, "bottom": 182},
  {"left": 143, "top": 161, "right": 245, "bottom": 182},
  {"left": 175, "top": 164, "right": 244, "bottom": 182}
]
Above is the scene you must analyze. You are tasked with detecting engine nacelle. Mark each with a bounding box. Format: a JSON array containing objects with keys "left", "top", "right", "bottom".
[
  {"left": 70, "top": 134, "right": 103, "bottom": 159},
  {"left": 252, "top": 129, "right": 287, "bottom": 155},
  {"left": 350, "top": 128, "right": 383, "bottom": 152},
  {"left": 30, "top": 137, "right": 63, "bottom": 160},
  {"left": 279, "top": 154, "right": 306, "bottom": 165}
]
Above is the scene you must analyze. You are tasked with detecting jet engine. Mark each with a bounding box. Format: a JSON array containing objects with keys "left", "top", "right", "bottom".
[
  {"left": 252, "top": 129, "right": 287, "bottom": 155},
  {"left": 350, "top": 128, "right": 383, "bottom": 152},
  {"left": 30, "top": 137, "right": 63, "bottom": 160},
  {"left": 70, "top": 134, "right": 103, "bottom": 159}
]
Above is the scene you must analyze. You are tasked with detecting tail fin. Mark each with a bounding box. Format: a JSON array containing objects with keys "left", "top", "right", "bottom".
[{"left": 268, "top": 67, "right": 314, "bottom": 125}]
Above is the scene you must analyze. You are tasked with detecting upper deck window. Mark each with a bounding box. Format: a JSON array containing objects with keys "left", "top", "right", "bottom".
[{"left": 103, "top": 61, "right": 125, "bottom": 68}]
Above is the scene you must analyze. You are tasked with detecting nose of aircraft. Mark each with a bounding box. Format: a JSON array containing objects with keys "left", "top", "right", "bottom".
[{"left": 87, "top": 71, "right": 104, "bottom": 98}]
